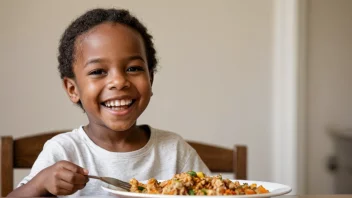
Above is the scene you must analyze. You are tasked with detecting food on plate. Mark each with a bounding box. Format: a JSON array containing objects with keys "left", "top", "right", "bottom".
[{"left": 130, "top": 171, "right": 269, "bottom": 196}]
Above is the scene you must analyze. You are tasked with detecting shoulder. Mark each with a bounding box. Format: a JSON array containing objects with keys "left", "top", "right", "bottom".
[
  {"left": 149, "top": 126, "right": 195, "bottom": 152},
  {"left": 38, "top": 127, "right": 86, "bottom": 161},
  {"left": 43, "top": 127, "right": 84, "bottom": 149},
  {"left": 150, "top": 126, "right": 189, "bottom": 146},
  {"left": 148, "top": 126, "right": 210, "bottom": 173},
  {"left": 150, "top": 127, "right": 184, "bottom": 141}
]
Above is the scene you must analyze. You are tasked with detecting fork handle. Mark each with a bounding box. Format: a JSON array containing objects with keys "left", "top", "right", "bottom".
[{"left": 88, "top": 175, "right": 101, "bottom": 180}]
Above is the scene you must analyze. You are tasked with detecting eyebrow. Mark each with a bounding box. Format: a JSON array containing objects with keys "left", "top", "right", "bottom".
[
  {"left": 84, "top": 58, "right": 106, "bottom": 67},
  {"left": 84, "top": 55, "right": 146, "bottom": 67},
  {"left": 127, "top": 55, "right": 146, "bottom": 63}
]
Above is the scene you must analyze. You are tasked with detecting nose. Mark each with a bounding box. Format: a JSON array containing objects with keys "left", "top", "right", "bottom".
[{"left": 107, "top": 71, "right": 130, "bottom": 90}]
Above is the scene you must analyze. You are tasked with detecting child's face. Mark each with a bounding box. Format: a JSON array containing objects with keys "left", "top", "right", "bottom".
[{"left": 64, "top": 22, "right": 152, "bottom": 132}]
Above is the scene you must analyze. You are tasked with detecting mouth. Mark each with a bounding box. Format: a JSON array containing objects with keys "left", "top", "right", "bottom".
[{"left": 101, "top": 99, "right": 136, "bottom": 111}]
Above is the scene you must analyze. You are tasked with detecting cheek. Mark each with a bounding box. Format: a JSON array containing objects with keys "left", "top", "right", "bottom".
[
  {"left": 86, "top": 83, "right": 100, "bottom": 93},
  {"left": 137, "top": 78, "right": 152, "bottom": 97},
  {"left": 78, "top": 80, "right": 102, "bottom": 102}
]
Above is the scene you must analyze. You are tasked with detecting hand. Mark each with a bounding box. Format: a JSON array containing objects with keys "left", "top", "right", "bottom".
[{"left": 35, "top": 160, "right": 89, "bottom": 196}]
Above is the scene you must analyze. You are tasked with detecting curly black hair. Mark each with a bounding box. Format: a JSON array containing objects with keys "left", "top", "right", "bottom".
[
  {"left": 57, "top": 8, "right": 157, "bottom": 109},
  {"left": 58, "top": 8, "right": 158, "bottom": 79}
]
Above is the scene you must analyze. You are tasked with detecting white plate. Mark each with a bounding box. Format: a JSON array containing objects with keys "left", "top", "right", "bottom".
[{"left": 101, "top": 180, "right": 292, "bottom": 198}]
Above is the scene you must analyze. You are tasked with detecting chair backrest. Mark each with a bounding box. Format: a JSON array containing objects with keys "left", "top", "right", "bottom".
[
  {"left": 1, "top": 131, "right": 247, "bottom": 196},
  {"left": 1, "top": 130, "right": 66, "bottom": 196},
  {"left": 187, "top": 141, "right": 247, "bottom": 179}
]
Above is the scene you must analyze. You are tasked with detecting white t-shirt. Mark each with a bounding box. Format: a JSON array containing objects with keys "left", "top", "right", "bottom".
[{"left": 18, "top": 126, "right": 211, "bottom": 197}]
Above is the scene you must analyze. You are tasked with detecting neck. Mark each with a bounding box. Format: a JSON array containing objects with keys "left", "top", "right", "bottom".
[{"left": 83, "top": 123, "right": 149, "bottom": 152}]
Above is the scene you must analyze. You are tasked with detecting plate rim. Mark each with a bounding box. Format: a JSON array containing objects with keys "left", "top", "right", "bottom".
[{"left": 101, "top": 179, "right": 292, "bottom": 198}]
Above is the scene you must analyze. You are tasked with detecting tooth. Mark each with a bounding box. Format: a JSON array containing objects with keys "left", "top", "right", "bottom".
[
  {"left": 121, "top": 100, "right": 126, "bottom": 106},
  {"left": 115, "top": 100, "right": 120, "bottom": 106},
  {"left": 110, "top": 101, "right": 114, "bottom": 107},
  {"left": 106, "top": 102, "right": 110, "bottom": 107},
  {"left": 127, "top": 100, "right": 132, "bottom": 105}
]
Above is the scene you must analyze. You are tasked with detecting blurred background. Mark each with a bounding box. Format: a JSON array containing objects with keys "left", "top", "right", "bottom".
[{"left": 0, "top": 0, "right": 351, "bottom": 195}]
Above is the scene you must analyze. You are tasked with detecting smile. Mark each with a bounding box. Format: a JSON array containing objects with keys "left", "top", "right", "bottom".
[{"left": 102, "top": 99, "right": 135, "bottom": 110}]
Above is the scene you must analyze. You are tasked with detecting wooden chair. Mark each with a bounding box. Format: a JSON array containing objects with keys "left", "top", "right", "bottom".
[
  {"left": 187, "top": 141, "right": 247, "bottom": 180},
  {"left": 1, "top": 131, "right": 247, "bottom": 196}
]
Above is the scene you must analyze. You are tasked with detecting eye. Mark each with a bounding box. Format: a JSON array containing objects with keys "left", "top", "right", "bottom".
[
  {"left": 88, "top": 69, "right": 107, "bottom": 76},
  {"left": 126, "top": 66, "right": 144, "bottom": 72}
]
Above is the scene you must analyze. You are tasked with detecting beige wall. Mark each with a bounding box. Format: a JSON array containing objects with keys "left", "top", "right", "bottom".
[
  {"left": 0, "top": 0, "right": 274, "bottom": 187},
  {"left": 307, "top": 0, "right": 352, "bottom": 194}
]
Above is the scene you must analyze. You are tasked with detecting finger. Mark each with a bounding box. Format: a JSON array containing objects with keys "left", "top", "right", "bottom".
[
  {"left": 58, "top": 168, "right": 89, "bottom": 185},
  {"left": 58, "top": 181, "right": 85, "bottom": 195},
  {"left": 50, "top": 180, "right": 74, "bottom": 195},
  {"left": 58, "top": 160, "right": 88, "bottom": 175},
  {"left": 56, "top": 188, "right": 73, "bottom": 196},
  {"left": 74, "top": 183, "right": 86, "bottom": 191},
  {"left": 58, "top": 179, "right": 75, "bottom": 191},
  {"left": 82, "top": 168, "right": 89, "bottom": 175}
]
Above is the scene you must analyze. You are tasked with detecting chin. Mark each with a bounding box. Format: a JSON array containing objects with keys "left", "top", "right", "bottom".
[{"left": 107, "top": 121, "right": 136, "bottom": 132}]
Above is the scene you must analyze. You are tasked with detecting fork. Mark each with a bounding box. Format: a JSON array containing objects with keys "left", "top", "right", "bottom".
[{"left": 88, "top": 175, "right": 131, "bottom": 191}]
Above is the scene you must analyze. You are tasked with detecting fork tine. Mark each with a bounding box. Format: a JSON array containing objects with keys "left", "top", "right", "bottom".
[
  {"left": 115, "top": 180, "right": 131, "bottom": 187},
  {"left": 88, "top": 175, "right": 131, "bottom": 191},
  {"left": 115, "top": 182, "right": 131, "bottom": 189},
  {"left": 105, "top": 180, "right": 131, "bottom": 191},
  {"left": 109, "top": 181, "right": 131, "bottom": 189},
  {"left": 105, "top": 177, "right": 131, "bottom": 185},
  {"left": 114, "top": 185, "right": 130, "bottom": 191},
  {"left": 102, "top": 177, "right": 131, "bottom": 189}
]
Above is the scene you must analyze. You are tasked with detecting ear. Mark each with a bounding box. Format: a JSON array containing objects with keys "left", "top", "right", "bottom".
[
  {"left": 63, "top": 77, "right": 80, "bottom": 103},
  {"left": 149, "top": 71, "right": 154, "bottom": 86},
  {"left": 149, "top": 72, "right": 154, "bottom": 97}
]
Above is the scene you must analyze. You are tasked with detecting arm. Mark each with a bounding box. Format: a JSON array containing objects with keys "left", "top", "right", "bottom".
[
  {"left": 7, "top": 172, "right": 53, "bottom": 197},
  {"left": 7, "top": 139, "right": 88, "bottom": 197},
  {"left": 7, "top": 161, "right": 89, "bottom": 197}
]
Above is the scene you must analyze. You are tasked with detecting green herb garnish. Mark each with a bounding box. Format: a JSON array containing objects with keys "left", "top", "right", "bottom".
[
  {"left": 137, "top": 186, "right": 145, "bottom": 191},
  {"left": 187, "top": 171, "right": 197, "bottom": 177},
  {"left": 188, "top": 189, "right": 195, "bottom": 195}
]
